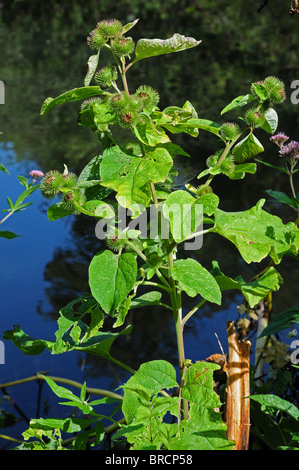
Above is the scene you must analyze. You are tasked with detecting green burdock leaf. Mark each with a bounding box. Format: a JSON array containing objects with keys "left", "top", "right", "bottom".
[
  {"left": 130, "top": 291, "right": 162, "bottom": 308},
  {"left": 133, "top": 33, "right": 201, "bottom": 63},
  {"left": 47, "top": 202, "right": 74, "bottom": 221},
  {"left": 196, "top": 193, "right": 219, "bottom": 216},
  {"left": 162, "top": 118, "right": 220, "bottom": 137},
  {"left": 3, "top": 325, "right": 52, "bottom": 355},
  {"left": 100, "top": 146, "right": 173, "bottom": 209},
  {"left": 226, "top": 162, "right": 257, "bottom": 180},
  {"left": 172, "top": 258, "right": 222, "bottom": 305},
  {"left": 167, "top": 362, "right": 234, "bottom": 450},
  {"left": 78, "top": 154, "right": 112, "bottom": 201},
  {"left": 163, "top": 190, "right": 203, "bottom": 243},
  {"left": 120, "top": 360, "right": 178, "bottom": 424},
  {"left": 212, "top": 199, "right": 299, "bottom": 264},
  {"left": 28, "top": 417, "right": 98, "bottom": 434},
  {"left": 233, "top": 132, "right": 264, "bottom": 163},
  {"left": 214, "top": 266, "right": 283, "bottom": 308},
  {"left": 84, "top": 51, "right": 100, "bottom": 87},
  {"left": 260, "top": 108, "right": 278, "bottom": 134},
  {"left": 121, "top": 18, "right": 139, "bottom": 35},
  {"left": 221, "top": 93, "right": 255, "bottom": 115},
  {"left": 133, "top": 118, "right": 170, "bottom": 146},
  {"left": 89, "top": 250, "right": 137, "bottom": 316},
  {"left": 40, "top": 86, "right": 103, "bottom": 115},
  {"left": 118, "top": 360, "right": 233, "bottom": 450},
  {"left": 3, "top": 322, "right": 132, "bottom": 360},
  {"left": 258, "top": 305, "right": 299, "bottom": 337},
  {"left": 251, "top": 83, "right": 270, "bottom": 101},
  {"left": 250, "top": 395, "right": 299, "bottom": 421}
]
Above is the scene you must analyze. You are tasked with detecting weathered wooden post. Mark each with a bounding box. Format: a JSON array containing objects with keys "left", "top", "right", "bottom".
[{"left": 226, "top": 321, "right": 251, "bottom": 450}]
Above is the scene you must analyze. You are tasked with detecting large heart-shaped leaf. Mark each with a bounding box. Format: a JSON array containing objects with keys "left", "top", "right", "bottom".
[
  {"left": 172, "top": 258, "right": 222, "bottom": 305},
  {"left": 89, "top": 250, "right": 137, "bottom": 316}
]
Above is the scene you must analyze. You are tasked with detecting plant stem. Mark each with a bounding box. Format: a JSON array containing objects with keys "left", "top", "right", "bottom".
[
  {"left": 203, "top": 129, "right": 245, "bottom": 188},
  {"left": 167, "top": 249, "right": 185, "bottom": 370},
  {"left": 143, "top": 280, "right": 172, "bottom": 294},
  {"left": 125, "top": 240, "right": 172, "bottom": 292},
  {"left": 289, "top": 168, "right": 297, "bottom": 199},
  {"left": 182, "top": 299, "right": 206, "bottom": 328},
  {"left": 0, "top": 374, "right": 124, "bottom": 401},
  {"left": 107, "top": 355, "right": 136, "bottom": 375},
  {"left": 0, "top": 210, "right": 13, "bottom": 225}
]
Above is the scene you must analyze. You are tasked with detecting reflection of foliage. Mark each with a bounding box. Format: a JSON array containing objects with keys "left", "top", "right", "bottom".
[{"left": 1, "top": 0, "right": 299, "bottom": 172}]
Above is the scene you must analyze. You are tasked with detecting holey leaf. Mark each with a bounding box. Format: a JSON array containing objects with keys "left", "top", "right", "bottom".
[
  {"left": 133, "top": 33, "right": 201, "bottom": 63},
  {"left": 89, "top": 250, "right": 137, "bottom": 316},
  {"left": 100, "top": 145, "right": 173, "bottom": 210},
  {"left": 212, "top": 199, "right": 299, "bottom": 264},
  {"left": 120, "top": 360, "right": 179, "bottom": 425},
  {"left": 172, "top": 258, "right": 222, "bottom": 305}
]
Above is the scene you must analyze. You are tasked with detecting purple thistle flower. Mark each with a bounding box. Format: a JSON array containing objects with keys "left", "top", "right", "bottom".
[
  {"left": 270, "top": 132, "right": 289, "bottom": 147},
  {"left": 30, "top": 170, "right": 45, "bottom": 182},
  {"left": 279, "top": 140, "right": 299, "bottom": 160}
]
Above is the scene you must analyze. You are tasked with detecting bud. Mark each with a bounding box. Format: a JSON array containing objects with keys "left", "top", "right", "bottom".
[
  {"left": 244, "top": 108, "right": 265, "bottom": 128},
  {"left": 62, "top": 172, "right": 78, "bottom": 189},
  {"left": 264, "top": 76, "right": 286, "bottom": 104},
  {"left": 40, "top": 171, "right": 65, "bottom": 199},
  {"left": 94, "top": 66, "right": 118, "bottom": 88},
  {"left": 122, "top": 140, "right": 142, "bottom": 156},
  {"left": 111, "top": 36, "right": 135, "bottom": 57},
  {"left": 61, "top": 189, "right": 85, "bottom": 214},
  {"left": 81, "top": 97, "right": 103, "bottom": 111},
  {"left": 219, "top": 122, "right": 240, "bottom": 141},
  {"left": 97, "top": 19, "right": 123, "bottom": 39},
  {"left": 196, "top": 184, "right": 213, "bottom": 197},
  {"left": 220, "top": 155, "right": 235, "bottom": 176},
  {"left": 106, "top": 228, "right": 127, "bottom": 252},
  {"left": 108, "top": 91, "right": 130, "bottom": 112},
  {"left": 87, "top": 29, "right": 106, "bottom": 50},
  {"left": 135, "top": 85, "right": 160, "bottom": 111}
]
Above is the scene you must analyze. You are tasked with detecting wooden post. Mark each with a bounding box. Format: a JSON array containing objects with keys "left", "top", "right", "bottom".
[{"left": 226, "top": 321, "right": 251, "bottom": 450}]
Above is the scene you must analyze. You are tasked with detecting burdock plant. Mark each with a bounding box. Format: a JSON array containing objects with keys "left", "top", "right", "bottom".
[{"left": 4, "top": 18, "right": 299, "bottom": 451}]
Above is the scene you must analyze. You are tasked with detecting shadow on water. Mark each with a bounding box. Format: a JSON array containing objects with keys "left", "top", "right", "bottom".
[{"left": 0, "top": 1, "right": 298, "bottom": 447}]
